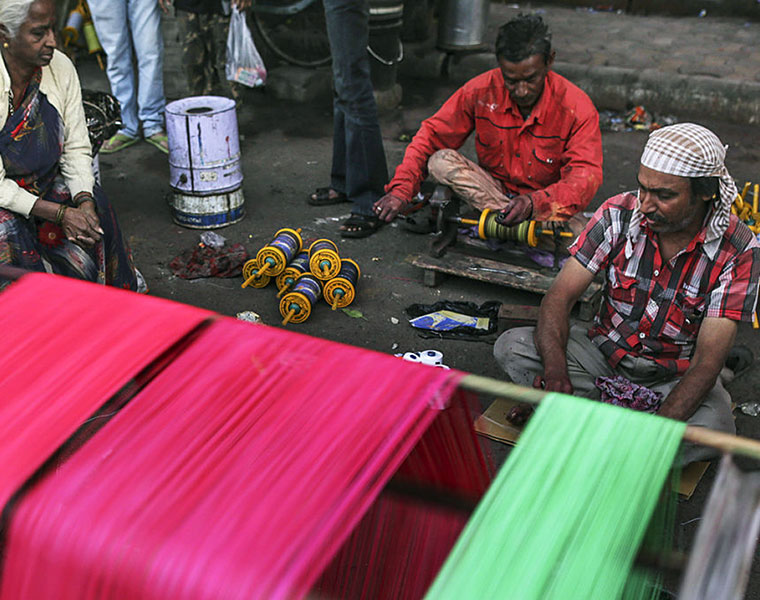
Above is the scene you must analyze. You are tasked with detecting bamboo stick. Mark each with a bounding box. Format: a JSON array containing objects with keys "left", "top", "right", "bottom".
[{"left": 458, "top": 374, "right": 760, "bottom": 462}]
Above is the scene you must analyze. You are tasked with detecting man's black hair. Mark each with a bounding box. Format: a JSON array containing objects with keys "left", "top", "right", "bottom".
[
  {"left": 495, "top": 14, "right": 552, "bottom": 64},
  {"left": 691, "top": 176, "right": 719, "bottom": 203}
]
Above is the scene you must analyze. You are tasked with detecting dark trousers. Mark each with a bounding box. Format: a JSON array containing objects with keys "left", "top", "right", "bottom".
[{"left": 323, "top": 0, "right": 388, "bottom": 216}]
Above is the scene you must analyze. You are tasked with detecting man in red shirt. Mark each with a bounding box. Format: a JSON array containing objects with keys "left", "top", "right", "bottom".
[{"left": 374, "top": 14, "right": 602, "bottom": 226}]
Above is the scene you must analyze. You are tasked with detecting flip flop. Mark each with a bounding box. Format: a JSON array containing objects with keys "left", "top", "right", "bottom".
[
  {"left": 145, "top": 131, "right": 169, "bottom": 154},
  {"left": 308, "top": 187, "right": 349, "bottom": 206},
  {"left": 340, "top": 213, "right": 383, "bottom": 238},
  {"left": 100, "top": 132, "right": 139, "bottom": 154}
]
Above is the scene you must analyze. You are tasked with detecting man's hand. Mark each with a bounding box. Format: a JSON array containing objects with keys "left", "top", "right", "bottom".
[
  {"left": 373, "top": 193, "right": 405, "bottom": 222},
  {"left": 232, "top": 0, "right": 252, "bottom": 9},
  {"left": 62, "top": 205, "right": 103, "bottom": 248},
  {"left": 496, "top": 194, "right": 533, "bottom": 226},
  {"left": 158, "top": 0, "right": 171, "bottom": 14},
  {"left": 535, "top": 371, "right": 573, "bottom": 395},
  {"left": 506, "top": 403, "right": 534, "bottom": 426}
]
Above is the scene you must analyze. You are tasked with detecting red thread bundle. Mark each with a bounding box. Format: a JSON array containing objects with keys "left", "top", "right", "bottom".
[{"left": 0, "top": 277, "right": 490, "bottom": 600}]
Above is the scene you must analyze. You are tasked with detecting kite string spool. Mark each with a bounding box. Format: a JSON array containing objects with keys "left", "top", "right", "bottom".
[
  {"left": 324, "top": 258, "right": 360, "bottom": 310},
  {"left": 280, "top": 273, "right": 322, "bottom": 325},
  {"left": 309, "top": 239, "right": 341, "bottom": 280},
  {"left": 477, "top": 209, "right": 539, "bottom": 246},
  {"left": 240, "top": 258, "right": 271, "bottom": 289},
  {"left": 251, "top": 227, "right": 303, "bottom": 285},
  {"left": 276, "top": 251, "right": 310, "bottom": 298}
]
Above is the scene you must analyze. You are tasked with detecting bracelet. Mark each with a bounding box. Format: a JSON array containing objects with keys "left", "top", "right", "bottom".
[
  {"left": 55, "top": 203, "right": 67, "bottom": 226},
  {"left": 73, "top": 192, "right": 94, "bottom": 207}
]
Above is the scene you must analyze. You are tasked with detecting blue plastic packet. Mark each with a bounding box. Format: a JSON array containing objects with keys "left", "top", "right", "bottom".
[{"left": 409, "top": 310, "right": 490, "bottom": 332}]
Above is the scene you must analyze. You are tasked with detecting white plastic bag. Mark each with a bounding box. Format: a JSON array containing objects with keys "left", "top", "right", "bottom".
[{"left": 226, "top": 6, "right": 266, "bottom": 88}]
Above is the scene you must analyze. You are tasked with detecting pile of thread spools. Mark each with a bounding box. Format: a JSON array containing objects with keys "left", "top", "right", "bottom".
[
  {"left": 241, "top": 227, "right": 360, "bottom": 325},
  {"left": 732, "top": 181, "right": 760, "bottom": 236}
]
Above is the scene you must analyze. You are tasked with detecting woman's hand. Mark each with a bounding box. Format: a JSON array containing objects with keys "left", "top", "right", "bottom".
[{"left": 62, "top": 203, "right": 103, "bottom": 247}]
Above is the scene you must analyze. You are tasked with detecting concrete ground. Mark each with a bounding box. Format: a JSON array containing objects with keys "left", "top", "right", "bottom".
[{"left": 75, "top": 3, "right": 760, "bottom": 595}]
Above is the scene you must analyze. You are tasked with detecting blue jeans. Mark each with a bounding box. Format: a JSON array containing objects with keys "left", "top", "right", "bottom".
[
  {"left": 323, "top": 0, "right": 388, "bottom": 216},
  {"left": 89, "top": 0, "right": 166, "bottom": 138}
]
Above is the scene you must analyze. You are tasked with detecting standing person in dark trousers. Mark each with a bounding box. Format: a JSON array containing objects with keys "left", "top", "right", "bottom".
[
  {"left": 160, "top": 0, "right": 250, "bottom": 105},
  {"left": 308, "top": 0, "right": 388, "bottom": 238}
]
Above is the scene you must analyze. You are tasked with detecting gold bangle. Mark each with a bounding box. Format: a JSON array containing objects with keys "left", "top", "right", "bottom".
[{"left": 55, "top": 203, "right": 67, "bottom": 226}]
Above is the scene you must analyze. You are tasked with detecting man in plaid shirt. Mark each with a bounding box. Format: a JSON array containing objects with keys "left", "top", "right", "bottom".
[{"left": 494, "top": 123, "right": 760, "bottom": 464}]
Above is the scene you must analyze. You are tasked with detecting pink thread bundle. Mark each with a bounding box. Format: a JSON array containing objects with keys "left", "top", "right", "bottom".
[
  {"left": 0, "top": 274, "right": 211, "bottom": 514},
  {"left": 0, "top": 278, "right": 490, "bottom": 600}
]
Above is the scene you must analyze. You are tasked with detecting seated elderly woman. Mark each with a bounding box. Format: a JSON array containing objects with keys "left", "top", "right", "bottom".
[{"left": 0, "top": 0, "right": 140, "bottom": 290}]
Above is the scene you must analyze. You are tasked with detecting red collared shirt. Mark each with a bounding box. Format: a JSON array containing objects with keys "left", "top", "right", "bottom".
[
  {"left": 571, "top": 192, "right": 760, "bottom": 375},
  {"left": 385, "top": 69, "right": 603, "bottom": 220}
]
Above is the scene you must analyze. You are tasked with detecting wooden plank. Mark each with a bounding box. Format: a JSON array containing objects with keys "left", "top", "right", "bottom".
[
  {"left": 406, "top": 252, "right": 602, "bottom": 304},
  {"left": 498, "top": 304, "right": 540, "bottom": 323}
]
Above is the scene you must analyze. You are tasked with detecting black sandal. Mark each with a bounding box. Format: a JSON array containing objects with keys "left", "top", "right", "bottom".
[
  {"left": 308, "top": 187, "right": 349, "bottom": 206},
  {"left": 340, "top": 213, "right": 384, "bottom": 238}
]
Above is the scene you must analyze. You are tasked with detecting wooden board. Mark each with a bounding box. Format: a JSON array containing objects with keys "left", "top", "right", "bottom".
[
  {"left": 498, "top": 304, "right": 541, "bottom": 325},
  {"left": 407, "top": 252, "right": 602, "bottom": 320},
  {"left": 474, "top": 398, "right": 709, "bottom": 499}
]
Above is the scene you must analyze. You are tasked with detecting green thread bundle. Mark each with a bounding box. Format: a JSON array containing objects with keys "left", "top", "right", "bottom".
[{"left": 425, "top": 393, "right": 686, "bottom": 600}]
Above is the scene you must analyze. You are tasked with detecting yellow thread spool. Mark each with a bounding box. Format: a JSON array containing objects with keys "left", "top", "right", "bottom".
[
  {"left": 753, "top": 184, "right": 759, "bottom": 214},
  {"left": 741, "top": 181, "right": 752, "bottom": 202},
  {"left": 256, "top": 227, "right": 303, "bottom": 279},
  {"left": 324, "top": 258, "right": 360, "bottom": 311},
  {"left": 308, "top": 238, "right": 341, "bottom": 280},
  {"left": 477, "top": 209, "right": 539, "bottom": 247},
  {"left": 240, "top": 258, "right": 271, "bottom": 289},
  {"left": 279, "top": 273, "right": 322, "bottom": 325}
]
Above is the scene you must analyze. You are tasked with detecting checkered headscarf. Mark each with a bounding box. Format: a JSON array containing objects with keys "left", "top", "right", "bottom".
[{"left": 628, "top": 123, "right": 736, "bottom": 258}]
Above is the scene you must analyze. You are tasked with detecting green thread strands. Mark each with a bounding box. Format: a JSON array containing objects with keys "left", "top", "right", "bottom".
[{"left": 425, "top": 393, "right": 686, "bottom": 600}]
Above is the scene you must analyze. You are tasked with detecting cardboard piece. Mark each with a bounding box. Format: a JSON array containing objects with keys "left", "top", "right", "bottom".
[{"left": 474, "top": 398, "right": 710, "bottom": 499}]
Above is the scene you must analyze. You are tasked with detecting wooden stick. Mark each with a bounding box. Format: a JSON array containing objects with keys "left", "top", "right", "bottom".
[{"left": 458, "top": 374, "right": 760, "bottom": 461}]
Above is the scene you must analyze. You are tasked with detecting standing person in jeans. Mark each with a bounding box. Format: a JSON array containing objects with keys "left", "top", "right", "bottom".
[
  {"left": 161, "top": 0, "right": 249, "bottom": 105},
  {"left": 308, "top": 0, "right": 388, "bottom": 238},
  {"left": 89, "top": 0, "right": 169, "bottom": 154}
]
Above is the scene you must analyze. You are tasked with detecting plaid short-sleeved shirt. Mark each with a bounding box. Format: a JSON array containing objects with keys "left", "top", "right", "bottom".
[{"left": 570, "top": 192, "right": 760, "bottom": 375}]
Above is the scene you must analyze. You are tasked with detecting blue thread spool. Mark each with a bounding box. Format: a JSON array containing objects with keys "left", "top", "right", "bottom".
[
  {"left": 280, "top": 273, "right": 323, "bottom": 325},
  {"left": 63, "top": 9, "right": 84, "bottom": 46},
  {"left": 276, "top": 251, "right": 310, "bottom": 298},
  {"left": 324, "top": 258, "right": 361, "bottom": 310},
  {"left": 308, "top": 238, "right": 341, "bottom": 280},
  {"left": 242, "top": 227, "right": 303, "bottom": 288}
]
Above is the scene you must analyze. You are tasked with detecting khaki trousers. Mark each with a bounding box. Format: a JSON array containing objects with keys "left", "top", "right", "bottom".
[
  {"left": 493, "top": 325, "right": 736, "bottom": 465},
  {"left": 427, "top": 149, "right": 511, "bottom": 211}
]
